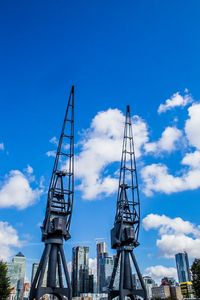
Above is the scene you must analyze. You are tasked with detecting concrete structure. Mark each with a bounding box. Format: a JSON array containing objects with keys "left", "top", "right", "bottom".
[
  {"left": 170, "top": 286, "right": 183, "bottom": 300},
  {"left": 152, "top": 285, "right": 171, "bottom": 299}
]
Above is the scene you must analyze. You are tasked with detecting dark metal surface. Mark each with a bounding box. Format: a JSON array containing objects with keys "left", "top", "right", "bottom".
[
  {"left": 29, "top": 86, "right": 74, "bottom": 300},
  {"left": 108, "top": 105, "right": 148, "bottom": 300}
]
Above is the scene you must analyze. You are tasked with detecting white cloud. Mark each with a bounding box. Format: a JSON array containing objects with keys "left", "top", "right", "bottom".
[
  {"left": 158, "top": 91, "right": 192, "bottom": 114},
  {"left": 145, "top": 265, "right": 177, "bottom": 281},
  {"left": 0, "top": 143, "right": 4, "bottom": 151},
  {"left": 141, "top": 160, "right": 200, "bottom": 196},
  {"left": 143, "top": 214, "right": 200, "bottom": 237},
  {"left": 0, "top": 221, "right": 21, "bottom": 261},
  {"left": 185, "top": 103, "right": 200, "bottom": 149},
  {"left": 142, "top": 101, "right": 200, "bottom": 196},
  {"left": 157, "top": 234, "right": 200, "bottom": 259},
  {"left": 145, "top": 127, "right": 182, "bottom": 154},
  {"left": 0, "top": 169, "right": 43, "bottom": 209},
  {"left": 181, "top": 150, "right": 200, "bottom": 169},
  {"left": 75, "top": 108, "right": 148, "bottom": 200},
  {"left": 49, "top": 136, "right": 58, "bottom": 145},
  {"left": 46, "top": 150, "right": 56, "bottom": 157},
  {"left": 26, "top": 165, "right": 33, "bottom": 174},
  {"left": 143, "top": 214, "right": 200, "bottom": 259},
  {"left": 141, "top": 164, "right": 183, "bottom": 196}
]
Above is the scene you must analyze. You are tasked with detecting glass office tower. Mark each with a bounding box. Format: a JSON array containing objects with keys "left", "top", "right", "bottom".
[
  {"left": 72, "top": 246, "right": 90, "bottom": 297},
  {"left": 97, "top": 242, "right": 114, "bottom": 293},
  {"left": 175, "top": 252, "right": 191, "bottom": 283}
]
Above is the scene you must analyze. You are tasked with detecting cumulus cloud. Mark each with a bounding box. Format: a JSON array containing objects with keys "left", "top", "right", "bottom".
[
  {"left": 145, "top": 127, "right": 182, "bottom": 154},
  {"left": 158, "top": 91, "right": 192, "bottom": 114},
  {"left": 143, "top": 214, "right": 200, "bottom": 237},
  {"left": 141, "top": 159, "right": 200, "bottom": 196},
  {"left": 157, "top": 234, "right": 200, "bottom": 259},
  {"left": 143, "top": 214, "right": 200, "bottom": 258},
  {"left": 75, "top": 108, "right": 148, "bottom": 200},
  {"left": 0, "top": 143, "right": 4, "bottom": 151},
  {"left": 182, "top": 150, "right": 200, "bottom": 169},
  {"left": 0, "top": 168, "right": 43, "bottom": 209},
  {"left": 145, "top": 265, "right": 177, "bottom": 281},
  {"left": 141, "top": 100, "right": 200, "bottom": 196},
  {"left": 185, "top": 103, "right": 200, "bottom": 149},
  {"left": 0, "top": 221, "right": 21, "bottom": 261}
]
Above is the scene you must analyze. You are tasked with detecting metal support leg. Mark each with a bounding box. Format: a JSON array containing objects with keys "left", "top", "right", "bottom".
[
  {"left": 131, "top": 251, "right": 148, "bottom": 300},
  {"left": 109, "top": 251, "right": 120, "bottom": 290},
  {"left": 58, "top": 251, "right": 64, "bottom": 288},
  {"left": 59, "top": 245, "right": 72, "bottom": 300},
  {"left": 119, "top": 250, "right": 125, "bottom": 300},
  {"left": 47, "top": 244, "right": 58, "bottom": 288}
]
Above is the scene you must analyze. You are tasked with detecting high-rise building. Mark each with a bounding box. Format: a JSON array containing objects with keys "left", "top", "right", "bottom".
[
  {"left": 175, "top": 252, "right": 191, "bottom": 283},
  {"left": 72, "top": 246, "right": 90, "bottom": 297},
  {"left": 132, "top": 273, "right": 142, "bottom": 290},
  {"left": 89, "top": 274, "right": 94, "bottom": 293},
  {"left": 31, "top": 262, "right": 48, "bottom": 286},
  {"left": 99, "top": 253, "right": 114, "bottom": 292},
  {"left": 143, "top": 276, "right": 156, "bottom": 299},
  {"left": 7, "top": 252, "right": 26, "bottom": 287},
  {"left": 31, "top": 263, "right": 39, "bottom": 284},
  {"left": 97, "top": 242, "right": 106, "bottom": 293},
  {"left": 96, "top": 242, "right": 114, "bottom": 293},
  {"left": 7, "top": 252, "right": 26, "bottom": 300}
]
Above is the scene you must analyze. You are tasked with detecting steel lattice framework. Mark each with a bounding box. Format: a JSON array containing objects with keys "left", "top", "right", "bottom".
[
  {"left": 108, "top": 105, "right": 148, "bottom": 300},
  {"left": 29, "top": 86, "right": 74, "bottom": 300}
]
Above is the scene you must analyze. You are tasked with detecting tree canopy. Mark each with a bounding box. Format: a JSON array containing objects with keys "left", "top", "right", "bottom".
[
  {"left": 0, "top": 261, "right": 11, "bottom": 300},
  {"left": 191, "top": 258, "right": 200, "bottom": 298}
]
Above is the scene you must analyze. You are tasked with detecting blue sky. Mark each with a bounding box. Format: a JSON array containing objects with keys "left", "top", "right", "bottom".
[{"left": 1, "top": 0, "right": 200, "bottom": 282}]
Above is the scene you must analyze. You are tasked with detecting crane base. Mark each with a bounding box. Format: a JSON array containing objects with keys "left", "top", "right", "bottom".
[{"left": 29, "top": 241, "right": 71, "bottom": 300}]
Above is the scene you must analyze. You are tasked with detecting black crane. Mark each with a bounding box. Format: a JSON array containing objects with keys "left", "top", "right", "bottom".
[
  {"left": 108, "top": 105, "right": 148, "bottom": 300},
  {"left": 29, "top": 86, "right": 74, "bottom": 300}
]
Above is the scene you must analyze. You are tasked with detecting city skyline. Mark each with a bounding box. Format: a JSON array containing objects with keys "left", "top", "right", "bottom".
[
  {"left": 6, "top": 243, "right": 193, "bottom": 285},
  {"left": 7, "top": 247, "right": 195, "bottom": 299},
  {"left": 1, "top": 0, "right": 200, "bottom": 290}
]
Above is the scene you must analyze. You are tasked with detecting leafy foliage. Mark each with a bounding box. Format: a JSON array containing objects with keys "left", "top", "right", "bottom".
[
  {"left": 0, "top": 260, "right": 11, "bottom": 300},
  {"left": 191, "top": 258, "right": 200, "bottom": 298}
]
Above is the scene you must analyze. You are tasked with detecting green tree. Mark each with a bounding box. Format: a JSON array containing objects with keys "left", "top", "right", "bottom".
[
  {"left": 0, "top": 260, "right": 11, "bottom": 300},
  {"left": 191, "top": 258, "right": 200, "bottom": 298}
]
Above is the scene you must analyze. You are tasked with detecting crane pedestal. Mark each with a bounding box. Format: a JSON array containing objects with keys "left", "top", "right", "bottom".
[
  {"left": 108, "top": 247, "right": 147, "bottom": 300},
  {"left": 29, "top": 238, "right": 71, "bottom": 300}
]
